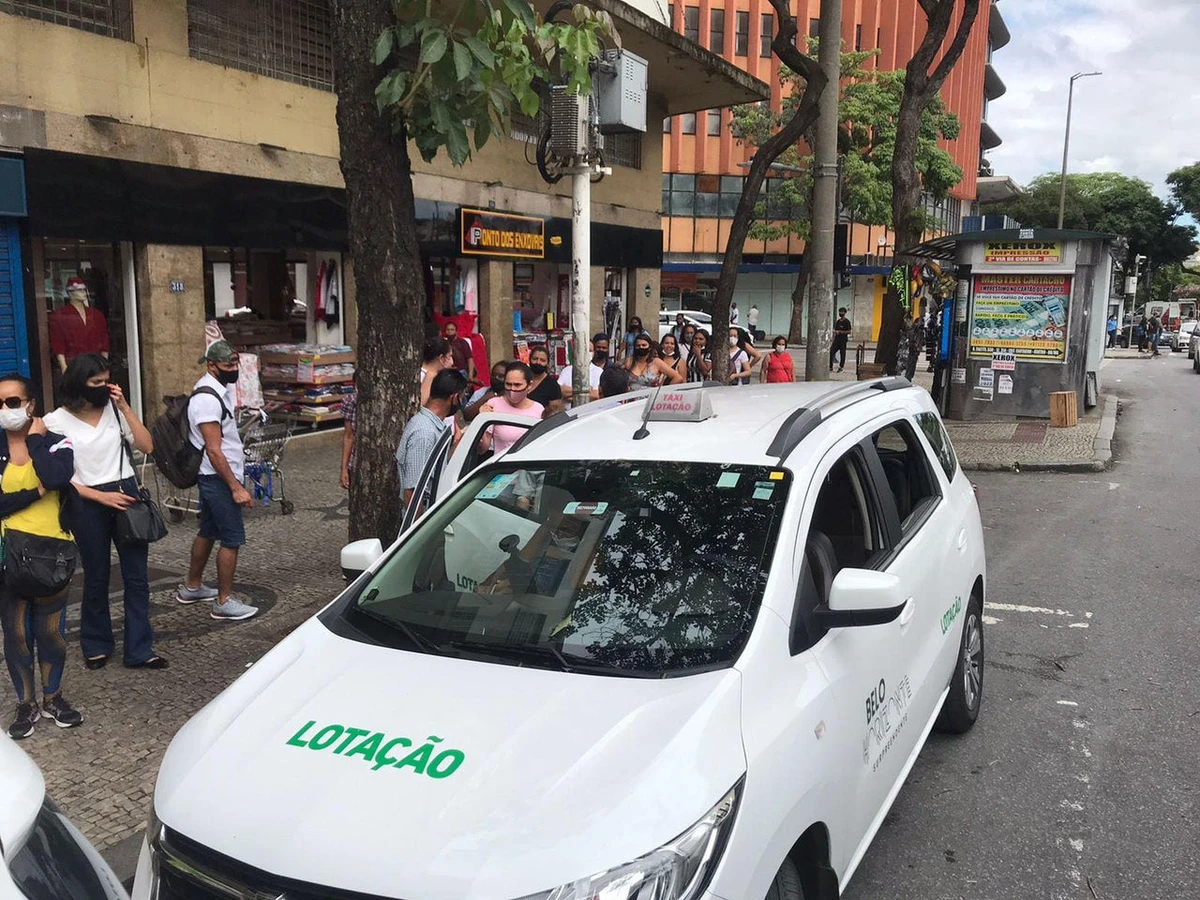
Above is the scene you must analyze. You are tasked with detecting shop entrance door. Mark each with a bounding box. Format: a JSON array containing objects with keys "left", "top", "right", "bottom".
[{"left": 0, "top": 220, "right": 31, "bottom": 377}]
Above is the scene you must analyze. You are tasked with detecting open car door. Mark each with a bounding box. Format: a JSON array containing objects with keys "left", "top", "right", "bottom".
[{"left": 435, "top": 412, "right": 541, "bottom": 503}]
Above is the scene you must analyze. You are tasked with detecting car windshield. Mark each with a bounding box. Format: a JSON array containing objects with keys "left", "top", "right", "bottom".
[{"left": 342, "top": 461, "right": 791, "bottom": 676}]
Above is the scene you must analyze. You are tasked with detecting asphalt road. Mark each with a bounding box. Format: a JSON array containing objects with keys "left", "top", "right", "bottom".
[{"left": 843, "top": 351, "right": 1200, "bottom": 900}]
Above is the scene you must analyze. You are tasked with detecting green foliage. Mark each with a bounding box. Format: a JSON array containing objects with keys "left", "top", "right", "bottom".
[
  {"left": 728, "top": 45, "right": 963, "bottom": 242},
  {"left": 993, "top": 172, "right": 1198, "bottom": 269},
  {"left": 1167, "top": 162, "right": 1200, "bottom": 222},
  {"left": 373, "top": 0, "right": 616, "bottom": 166}
]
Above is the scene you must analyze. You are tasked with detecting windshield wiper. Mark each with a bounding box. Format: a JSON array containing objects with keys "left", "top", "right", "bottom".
[
  {"left": 354, "top": 593, "right": 446, "bottom": 656},
  {"left": 442, "top": 641, "right": 662, "bottom": 678}
]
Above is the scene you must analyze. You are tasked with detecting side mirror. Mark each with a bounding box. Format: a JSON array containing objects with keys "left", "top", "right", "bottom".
[
  {"left": 814, "top": 568, "right": 909, "bottom": 629},
  {"left": 340, "top": 538, "right": 383, "bottom": 582}
]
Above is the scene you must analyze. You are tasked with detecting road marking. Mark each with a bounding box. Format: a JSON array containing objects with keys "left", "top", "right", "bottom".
[
  {"left": 1057, "top": 700, "right": 1079, "bottom": 707},
  {"left": 984, "top": 602, "right": 1093, "bottom": 628}
]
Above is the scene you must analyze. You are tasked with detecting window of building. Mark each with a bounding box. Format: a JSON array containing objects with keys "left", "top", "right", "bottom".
[
  {"left": 709, "top": 8, "right": 725, "bottom": 54},
  {"left": 877, "top": 26, "right": 882, "bottom": 49},
  {"left": 0, "top": 0, "right": 133, "bottom": 40},
  {"left": 683, "top": 5, "right": 699, "bottom": 42},
  {"left": 681, "top": 113, "right": 697, "bottom": 135},
  {"left": 735, "top": 11, "right": 749, "bottom": 56},
  {"left": 663, "top": 116, "right": 673, "bottom": 134},
  {"left": 706, "top": 110, "right": 721, "bottom": 136},
  {"left": 809, "top": 17, "right": 820, "bottom": 39},
  {"left": 855, "top": 24, "right": 863, "bottom": 51},
  {"left": 187, "top": 0, "right": 333, "bottom": 91},
  {"left": 760, "top": 13, "right": 774, "bottom": 58}
]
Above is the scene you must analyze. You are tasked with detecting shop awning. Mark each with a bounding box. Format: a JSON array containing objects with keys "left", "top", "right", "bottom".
[
  {"left": 901, "top": 227, "right": 1113, "bottom": 261},
  {"left": 538, "top": 0, "right": 770, "bottom": 115}
]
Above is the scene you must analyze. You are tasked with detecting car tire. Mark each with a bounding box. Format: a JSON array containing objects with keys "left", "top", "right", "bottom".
[
  {"left": 766, "top": 856, "right": 806, "bottom": 900},
  {"left": 935, "top": 592, "right": 984, "bottom": 734}
]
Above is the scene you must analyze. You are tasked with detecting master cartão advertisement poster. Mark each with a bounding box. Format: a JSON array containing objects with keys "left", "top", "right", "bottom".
[{"left": 969, "top": 273, "right": 1073, "bottom": 362}]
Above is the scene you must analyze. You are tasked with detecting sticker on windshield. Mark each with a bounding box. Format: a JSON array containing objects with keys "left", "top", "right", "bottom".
[
  {"left": 716, "top": 472, "right": 741, "bottom": 488},
  {"left": 752, "top": 481, "right": 775, "bottom": 500},
  {"left": 769, "top": 471, "right": 785, "bottom": 481},
  {"left": 477, "top": 473, "right": 516, "bottom": 499},
  {"left": 564, "top": 501, "right": 609, "bottom": 516}
]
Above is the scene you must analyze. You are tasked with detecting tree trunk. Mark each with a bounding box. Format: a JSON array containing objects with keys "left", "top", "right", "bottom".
[
  {"left": 332, "top": 0, "right": 427, "bottom": 544},
  {"left": 788, "top": 247, "right": 814, "bottom": 347}
]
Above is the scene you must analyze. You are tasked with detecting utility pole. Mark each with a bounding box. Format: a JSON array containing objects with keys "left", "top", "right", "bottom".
[
  {"left": 805, "top": 0, "right": 842, "bottom": 380},
  {"left": 570, "top": 162, "right": 592, "bottom": 407},
  {"left": 1056, "top": 71, "right": 1101, "bottom": 229}
]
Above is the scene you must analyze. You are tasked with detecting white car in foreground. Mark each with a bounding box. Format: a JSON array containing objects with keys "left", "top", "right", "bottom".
[
  {"left": 135, "top": 379, "right": 986, "bottom": 900},
  {"left": 0, "top": 734, "right": 128, "bottom": 899}
]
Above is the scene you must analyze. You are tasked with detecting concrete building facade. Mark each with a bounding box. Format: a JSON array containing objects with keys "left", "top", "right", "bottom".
[{"left": 661, "top": 0, "right": 1010, "bottom": 341}]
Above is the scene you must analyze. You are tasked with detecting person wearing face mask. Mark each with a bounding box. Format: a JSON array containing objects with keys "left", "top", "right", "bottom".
[
  {"left": 558, "top": 334, "right": 610, "bottom": 403},
  {"left": 396, "top": 369, "right": 467, "bottom": 513},
  {"left": 44, "top": 355, "right": 161, "bottom": 670},
  {"left": 464, "top": 361, "right": 508, "bottom": 422},
  {"left": 177, "top": 341, "right": 259, "bottom": 622},
  {"left": 620, "top": 317, "right": 643, "bottom": 361},
  {"left": 762, "top": 336, "right": 795, "bottom": 383},
  {"left": 480, "top": 362, "right": 544, "bottom": 455},
  {"left": 525, "top": 344, "right": 563, "bottom": 415},
  {"left": 625, "top": 333, "right": 683, "bottom": 388},
  {"left": 686, "top": 329, "right": 713, "bottom": 383},
  {"left": 0, "top": 373, "right": 81, "bottom": 738},
  {"left": 728, "top": 327, "right": 753, "bottom": 386}
]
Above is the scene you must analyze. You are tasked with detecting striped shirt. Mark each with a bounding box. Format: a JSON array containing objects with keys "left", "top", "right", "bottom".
[{"left": 395, "top": 407, "right": 447, "bottom": 495}]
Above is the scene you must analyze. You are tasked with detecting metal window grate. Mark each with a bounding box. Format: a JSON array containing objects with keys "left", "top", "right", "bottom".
[
  {"left": 0, "top": 0, "right": 133, "bottom": 40},
  {"left": 604, "top": 132, "right": 641, "bottom": 170},
  {"left": 187, "top": 0, "right": 333, "bottom": 91}
]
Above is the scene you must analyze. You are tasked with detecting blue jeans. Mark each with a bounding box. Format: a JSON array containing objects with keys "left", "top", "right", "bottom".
[{"left": 72, "top": 477, "right": 155, "bottom": 665}]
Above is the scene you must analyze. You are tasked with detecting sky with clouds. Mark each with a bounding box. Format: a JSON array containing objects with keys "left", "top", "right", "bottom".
[{"left": 985, "top": 0, "right": 1200, "bottom": 201}]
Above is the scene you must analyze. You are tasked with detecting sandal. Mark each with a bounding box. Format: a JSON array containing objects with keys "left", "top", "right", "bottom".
[
  {"left": 124, "top": 655, "right": 169, "bottom": 670},
  {"left": 84, "top": 655, "right": 109, "bottom": 670}
]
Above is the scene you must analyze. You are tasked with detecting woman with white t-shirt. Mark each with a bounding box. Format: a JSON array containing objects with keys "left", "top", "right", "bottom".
[{"left": 44, "top": 354, "right": 162, "bottom": 671}]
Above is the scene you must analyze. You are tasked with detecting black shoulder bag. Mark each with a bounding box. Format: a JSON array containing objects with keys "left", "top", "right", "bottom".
[
  {"left": 2, "top": 454, "right": 79, "bottom": 598},
  {"left": 113, "top": 404, "right": 168, "bottom": 546}
]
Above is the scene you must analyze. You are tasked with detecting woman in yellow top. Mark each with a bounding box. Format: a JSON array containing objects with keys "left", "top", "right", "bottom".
[{"left": 0, "top": 374, "right": 81, "bottom": 739}]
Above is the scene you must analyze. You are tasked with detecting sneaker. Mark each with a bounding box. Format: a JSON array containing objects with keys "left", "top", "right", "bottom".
[
  {"left": 177, "top": 583, "right": 220, "bottom": 604},
  {"left": 211, "top": 596, "right": 259, "bottom": 621},
  {"left": 7, "top": 702, "right": 39, "bottom": 740},
  {"left": 837, "top": 366, "right": 844, "bottom": 373},
  {"left": 41, "top": 694, "right": 82, "bottom": 729}
]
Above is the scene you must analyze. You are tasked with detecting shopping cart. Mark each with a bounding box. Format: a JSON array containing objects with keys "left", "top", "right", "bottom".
[{"left": 240, "top": 407, "right": 296, "bottom": 515}]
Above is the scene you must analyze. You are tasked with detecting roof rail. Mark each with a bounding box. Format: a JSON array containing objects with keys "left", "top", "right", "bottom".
[
  {"left": 767, "top": 377, "right": 915, "bottom": 462},
  {"left": 508, "top": 380, "right": 712, "bottom": 454}
]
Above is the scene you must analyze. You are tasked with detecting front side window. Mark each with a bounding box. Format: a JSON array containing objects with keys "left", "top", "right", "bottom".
[
  {"left": 915, "top": 411, "right": 959, "bottom": 482},
  {"left": 872, "top": 421, "right": 941, "bottom": 532},
  {"left": 341, "top": 461, "right": 792, "bottom": 676}
]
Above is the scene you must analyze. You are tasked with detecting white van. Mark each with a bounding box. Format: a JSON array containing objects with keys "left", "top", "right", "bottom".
[{"left": 135, "top": 380, "right": 986, "bottom": 900}]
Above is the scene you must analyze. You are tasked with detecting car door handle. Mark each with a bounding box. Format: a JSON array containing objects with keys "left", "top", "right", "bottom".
[
  {"left": 898, "top": 598, "right": 916, "bottom": 627},
  {"left": 956, "top": 529, "right": 967, "bottom": 553}
]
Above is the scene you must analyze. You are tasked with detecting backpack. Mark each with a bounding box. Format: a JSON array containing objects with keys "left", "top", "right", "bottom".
[{"left": 150, "top": 387, "right": 231, "bottom": 489}]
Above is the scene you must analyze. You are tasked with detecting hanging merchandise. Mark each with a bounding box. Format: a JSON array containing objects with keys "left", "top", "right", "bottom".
[
  {"left": 314, "top": 260, "right": 328, "bottom": 321},
  {"left": 324, "top": 261, "right": 340, "bottom": 327},
  {"left": 462, "top": 262, "right": 478, "bottom": 314},
  {"left": 453, "top": 271, "right": 465, "bottom": 312}
]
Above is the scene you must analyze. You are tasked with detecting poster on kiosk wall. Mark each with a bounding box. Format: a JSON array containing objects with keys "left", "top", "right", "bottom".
[{"left": 968, "top": 273, "right": 1072, "bottom": 363}]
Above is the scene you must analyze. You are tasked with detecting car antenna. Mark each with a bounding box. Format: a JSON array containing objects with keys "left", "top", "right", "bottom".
[{"left": 633, "top": 384, "right": 663, "bottom": 441}]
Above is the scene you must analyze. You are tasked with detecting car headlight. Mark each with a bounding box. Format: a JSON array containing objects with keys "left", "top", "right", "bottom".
[
  {"left": 8, "top": 797, "right": 127, "bottom": 900},
  {"left": 520, "top": 782, "right": 741, "bottom": 900}
]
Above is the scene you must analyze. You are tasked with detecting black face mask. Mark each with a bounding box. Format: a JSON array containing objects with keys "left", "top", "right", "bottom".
[
  {"left": 84, "top": 385, "right": 111, "bottom": 408},
  {"left": 491, "top": 378, "right": 505, "bottom": 393},
  {"left": 593, "top": 351, "right": 609, "bottom": 365},
  {"left": 216, "top": 368, "right": 240, "bottom": 386},
  {"left": 633, "top": 347, "right": 649, "bottom": 358},
  {"left": 529, "top": 363, "right": 547, "bottom": 376}
]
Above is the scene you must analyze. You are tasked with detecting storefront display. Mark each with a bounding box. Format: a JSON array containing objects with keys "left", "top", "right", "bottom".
[{"left": 260, "top": 342, "right": 356, "bottom": 427}]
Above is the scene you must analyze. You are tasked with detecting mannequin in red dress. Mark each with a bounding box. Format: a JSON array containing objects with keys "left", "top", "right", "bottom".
[{"left": 49, "top": 276, "right": 109, "bottom": 373}]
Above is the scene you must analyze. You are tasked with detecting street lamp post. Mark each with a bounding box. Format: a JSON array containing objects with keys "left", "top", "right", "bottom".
[{"left": 1056, "top": 71, "right": 1102, "bottom": 229}]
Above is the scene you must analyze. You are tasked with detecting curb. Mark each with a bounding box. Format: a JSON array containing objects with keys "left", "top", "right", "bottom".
[{"left": 959, "top": 394, "right": 1119, "bottom": 474}]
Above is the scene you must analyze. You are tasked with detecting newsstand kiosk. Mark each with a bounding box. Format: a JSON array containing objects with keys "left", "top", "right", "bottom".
[{"left": 907, "top": 228, "right": 1114, "bottom": 421}]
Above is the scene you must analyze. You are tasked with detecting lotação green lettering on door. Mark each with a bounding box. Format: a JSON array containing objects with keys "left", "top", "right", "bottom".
[
  {"left": 285, "top": 720, "right": 466, "bottom": 779},
  {"left": 940, "top": 596, "right": 964, "bottom": 635}
]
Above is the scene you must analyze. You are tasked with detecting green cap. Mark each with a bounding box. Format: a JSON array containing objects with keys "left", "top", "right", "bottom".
[{"left": 199, "top": 340, "right": 238, "bottom": 364}]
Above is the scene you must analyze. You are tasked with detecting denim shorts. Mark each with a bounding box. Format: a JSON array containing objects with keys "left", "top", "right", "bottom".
[{"left": 197, "top": 475, "right": 246, "bottom": 548}]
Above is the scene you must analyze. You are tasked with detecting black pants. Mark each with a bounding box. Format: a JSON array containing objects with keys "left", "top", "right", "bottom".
[{"left": 830, "top": 339, "right": 847, "bottom": 369}]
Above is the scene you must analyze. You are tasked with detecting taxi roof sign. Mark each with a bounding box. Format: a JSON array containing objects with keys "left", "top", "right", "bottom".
[{"left": 647, "top": 390, "right": 715, "bottom": 423}]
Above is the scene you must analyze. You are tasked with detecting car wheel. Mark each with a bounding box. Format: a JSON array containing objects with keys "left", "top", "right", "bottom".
[
  {"left": 936, "top": 593, "right": 984, "bottom": 734},
  {"left": 766, "top": 856, "right": 806, "bottom": 900}
]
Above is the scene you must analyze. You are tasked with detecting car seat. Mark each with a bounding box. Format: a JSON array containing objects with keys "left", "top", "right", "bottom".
[
  {"left": 877, "top": 453, "right": 912, "bottom": 522},
  {"left": 811, "top": 467, "right": 868, "bottom": 568}
]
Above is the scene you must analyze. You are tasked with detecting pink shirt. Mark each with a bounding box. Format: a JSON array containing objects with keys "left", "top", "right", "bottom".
[{"left": 486, "top": 396, "right": 544, "bottom": 455}]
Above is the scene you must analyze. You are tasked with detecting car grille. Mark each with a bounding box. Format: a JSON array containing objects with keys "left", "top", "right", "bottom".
[{"left": 155, "top": 826, "right": 400, "bottom": 900}]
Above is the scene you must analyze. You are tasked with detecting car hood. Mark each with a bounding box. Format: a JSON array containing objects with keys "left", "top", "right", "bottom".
[
  {"left": 155, "top": 619, "right": 745, "bottom": 900},
  {"left": 0, "top": 735, "right": 45, "bottom": 864}
]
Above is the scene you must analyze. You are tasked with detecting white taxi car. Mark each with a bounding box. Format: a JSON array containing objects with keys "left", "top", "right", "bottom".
[
  {"left": 134, "top": 379, "right": 986, "bottom": 900},
  {"left": 0, "top": 734, "right": 128, "bottom": 900}
]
